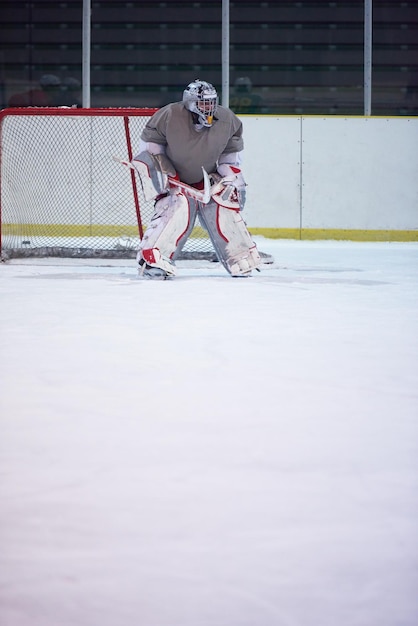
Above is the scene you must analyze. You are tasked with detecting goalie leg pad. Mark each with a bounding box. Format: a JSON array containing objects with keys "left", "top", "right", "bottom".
[
  {"left": 132, "top": 151, "right": 177, "bottom": 201},
  {"left": 137, "top": 191, "right": 195, "bottom": 275},
  {"left": 198, "top": 201, "right": 262, "bottom": 276}
]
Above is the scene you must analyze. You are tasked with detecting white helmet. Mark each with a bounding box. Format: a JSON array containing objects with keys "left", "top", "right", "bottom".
[
  {"left": 39, "top": 74, "right": 61, "bottom": 88},
  {"left": 183, "top": 79, "right": 218, "bottom": 127},
  {"left": 63, "top": 77, "right": 81, "bottom": 90},
  {"left": 234, "top": 76, "right": 252, "bottom": 93}
]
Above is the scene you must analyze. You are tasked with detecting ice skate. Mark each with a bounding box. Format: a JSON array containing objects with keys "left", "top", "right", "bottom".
[{"left": 138, "top": 259, "right": 172, "bottom": 280}]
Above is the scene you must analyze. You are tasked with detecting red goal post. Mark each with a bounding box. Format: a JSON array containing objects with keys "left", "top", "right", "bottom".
[{"left": 0, "top": 107, "right": 215, "bottom": 261}]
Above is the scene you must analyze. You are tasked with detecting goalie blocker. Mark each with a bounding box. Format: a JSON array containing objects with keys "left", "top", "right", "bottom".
[{"left": 132, "top": 152, "right": 262, "bottom": 278}]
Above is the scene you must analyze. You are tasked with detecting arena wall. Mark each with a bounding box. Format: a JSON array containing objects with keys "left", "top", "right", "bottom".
[
  {"left": 1, "top": 112, "right": 417, "bottom": 244},
  {"left": 243, "top": 115, "right": 418, "bottom": 240}
]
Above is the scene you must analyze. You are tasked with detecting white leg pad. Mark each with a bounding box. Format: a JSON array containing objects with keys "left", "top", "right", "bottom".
[
  {"left": 137, "top": 192, "right": 191, "bottom": 275},
  {"left": 199, "top": 202, "right": 262, "bottom": 276}
]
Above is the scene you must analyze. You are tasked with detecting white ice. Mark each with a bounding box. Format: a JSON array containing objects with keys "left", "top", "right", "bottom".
[{"left": 1, "top": 238, "right": 417, "bottom": 626}]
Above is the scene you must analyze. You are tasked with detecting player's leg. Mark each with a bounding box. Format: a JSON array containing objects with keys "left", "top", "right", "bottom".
[
  {"left": 198, "top": 198, "right": 261, "bottom": 276},
  {"left": 137, "top": 191, "right": 197, "bottom": 278}
]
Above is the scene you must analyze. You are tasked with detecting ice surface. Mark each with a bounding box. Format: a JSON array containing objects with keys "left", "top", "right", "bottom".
[{"left": 1, "top": 238, "right": 417, "bottom": 626}]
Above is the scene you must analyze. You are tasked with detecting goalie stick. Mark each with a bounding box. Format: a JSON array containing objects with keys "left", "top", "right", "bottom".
[{"left": 114, "top": 156, "right": 211, "bottom": 204}]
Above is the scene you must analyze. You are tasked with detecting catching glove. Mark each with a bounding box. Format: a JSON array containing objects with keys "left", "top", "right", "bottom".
[
  {"left": 217, "top": 163, "right": 246, "bottom": 190},
  {"left": 212, "top": 163, "right": 247, "bottom": 210}
]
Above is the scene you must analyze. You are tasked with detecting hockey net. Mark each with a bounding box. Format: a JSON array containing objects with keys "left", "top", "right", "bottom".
[{"left": 0, "top": 107, "right": 219, "bottom": 261}]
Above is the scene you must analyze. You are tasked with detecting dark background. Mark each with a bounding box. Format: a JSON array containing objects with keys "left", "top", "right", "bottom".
[{"left": 1, "top": 0, "right": 417, "bottom": 115}]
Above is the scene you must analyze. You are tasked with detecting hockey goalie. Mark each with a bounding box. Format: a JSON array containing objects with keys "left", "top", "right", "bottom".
[{"left": 131, "top": 79, "right": 262, "bottom": 279}]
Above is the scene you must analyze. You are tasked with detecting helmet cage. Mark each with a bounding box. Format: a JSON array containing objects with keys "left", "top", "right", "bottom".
[{"left": 183, "top": 80, "right": 218, "bottom": 127}]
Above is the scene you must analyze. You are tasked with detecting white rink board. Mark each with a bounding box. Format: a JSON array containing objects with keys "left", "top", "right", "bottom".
[
  {"left": 242, "top": 115, "right": 418, "bottom": 231},
  {"left": 299, "top": 117, "right": 418, "bottom": 230},
  {"left": 242, "top": 116, "right": 301, "bottom": 229},
  {"left": 1, "top": 112, "right": 417, "bottom": 234}
]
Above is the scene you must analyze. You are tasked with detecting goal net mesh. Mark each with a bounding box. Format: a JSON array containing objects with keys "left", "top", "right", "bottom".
[{"left": 0, "top": 108, "right": 217, "bottom": 260}]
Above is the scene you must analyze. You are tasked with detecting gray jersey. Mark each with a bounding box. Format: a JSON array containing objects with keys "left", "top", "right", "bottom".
[{"left": 140, "top": 101, "right": 244, "bottom": 185}]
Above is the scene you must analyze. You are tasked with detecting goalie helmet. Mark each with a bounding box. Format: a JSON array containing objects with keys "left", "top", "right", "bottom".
[{"left": 183, "top": 79, "right": 218, "bottom": 127}]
